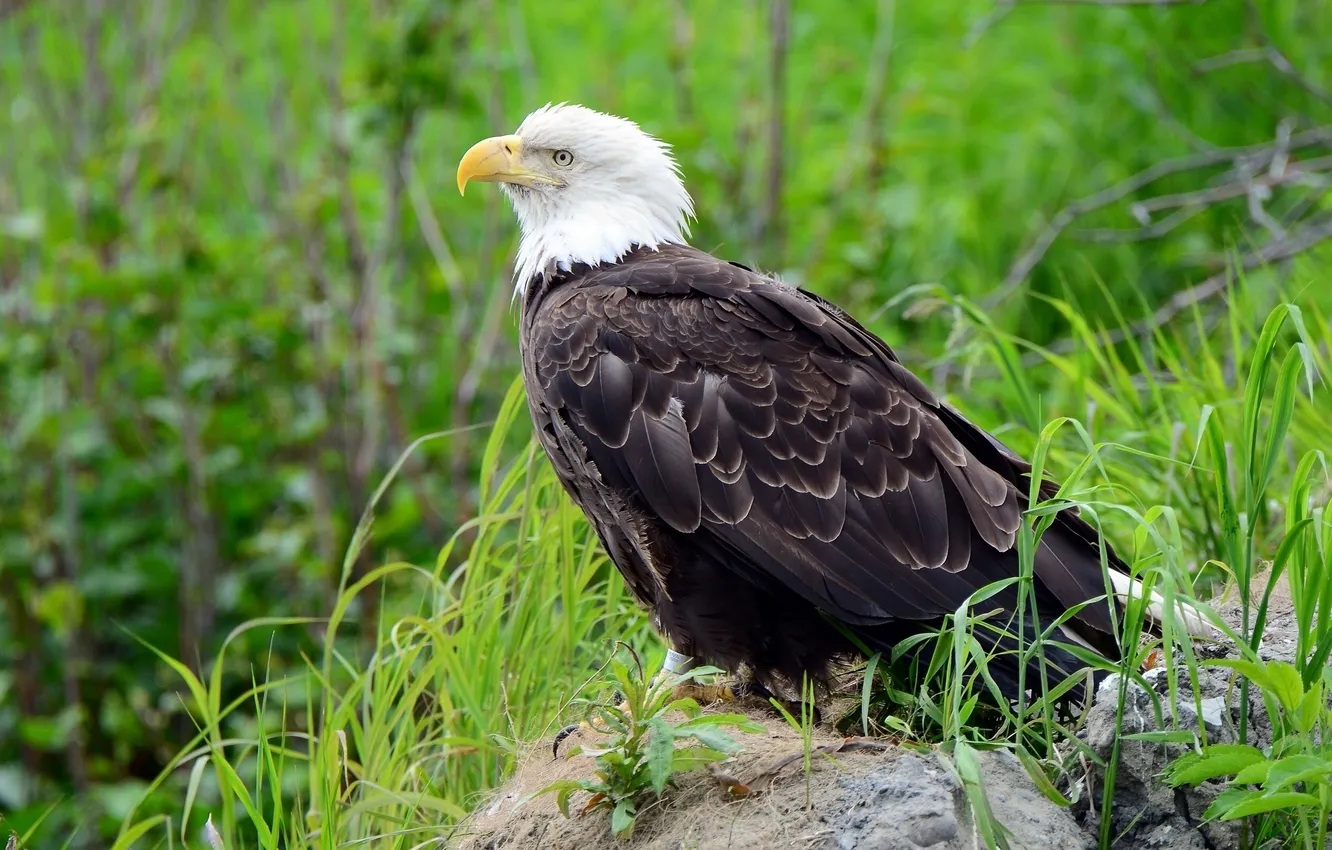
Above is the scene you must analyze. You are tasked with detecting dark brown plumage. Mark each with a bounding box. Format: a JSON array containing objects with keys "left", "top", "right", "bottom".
[{"left": 519, "top": 243, "right": 1124, "bottom": 703}]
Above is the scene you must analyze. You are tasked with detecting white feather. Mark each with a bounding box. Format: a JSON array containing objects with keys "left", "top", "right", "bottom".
[
  {"left": 499, "top": 103, "right": 696, "bottom": 295},
  {"left": 1107, "top": 568, "right": 1215, "bottom": 638}
]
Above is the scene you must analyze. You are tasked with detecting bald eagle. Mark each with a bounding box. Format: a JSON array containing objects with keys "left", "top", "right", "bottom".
[{"left": 456, "top": 103, "right": 1193, "bottom": 706}]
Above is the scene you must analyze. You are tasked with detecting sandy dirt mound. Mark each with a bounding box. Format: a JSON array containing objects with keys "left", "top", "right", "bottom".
[
  {"left": 449, "top": 697, "right": 1090, "bottom": 850},
  {"left": 451, "top": 577, "right": 1299, "bottom": 850}
]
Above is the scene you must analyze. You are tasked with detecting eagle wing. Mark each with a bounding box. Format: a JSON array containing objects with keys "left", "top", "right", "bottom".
[{"left": 526, "top": 246, "right": 1118, "bottom": 651}]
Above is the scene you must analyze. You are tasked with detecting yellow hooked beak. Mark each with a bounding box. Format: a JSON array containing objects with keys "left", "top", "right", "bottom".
[{"left": 457, "top": 135, "right": 557, "bottom": 195}]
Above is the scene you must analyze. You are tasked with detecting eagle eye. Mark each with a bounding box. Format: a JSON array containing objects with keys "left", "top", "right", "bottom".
[{"left": 552, "top": 149, "right": 574, "bottom": 167}]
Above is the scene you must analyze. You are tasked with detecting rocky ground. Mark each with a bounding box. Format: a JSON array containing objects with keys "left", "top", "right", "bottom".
[{"left": 449, "top": 578, "right": 1300, "bottom": 850}]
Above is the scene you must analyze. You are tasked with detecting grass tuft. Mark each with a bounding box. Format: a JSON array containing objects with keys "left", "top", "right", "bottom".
[{"left": 102, "top": 291, "right": 1332, "bottom": 850}]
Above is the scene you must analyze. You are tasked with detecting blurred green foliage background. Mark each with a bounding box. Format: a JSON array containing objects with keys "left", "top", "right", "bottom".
[{"left": 1, "top": 0, "right": 1330, "bottom": 843}]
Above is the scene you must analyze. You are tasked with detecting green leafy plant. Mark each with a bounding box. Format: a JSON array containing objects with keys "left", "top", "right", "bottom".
[
  {"left": 1165, "top": 658, "right": 1332, "bottom": 849},
  {"left": 534, "top": 645, "right": 765, "bottom": 839}
]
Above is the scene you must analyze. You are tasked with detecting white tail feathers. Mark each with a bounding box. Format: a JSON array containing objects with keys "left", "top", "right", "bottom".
[{"left": 1108, "top": 569, "right": 1215, "bottom": 638}]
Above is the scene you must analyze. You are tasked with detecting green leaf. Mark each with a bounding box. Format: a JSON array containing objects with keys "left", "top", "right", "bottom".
[
  {"left": 611, "top": 799, "right": 636, "bottom": 838},
  {"left": 646, "top": 718, "right": 676, "bottom": 795},
  {"left": 664, "top": 697, "right": 703, "bottom": 717},
  {"left": 683, "top": 726, "right": 742, "bottom": 754},
  {"left": 110, "top": 815, "right": 169, "bottom": 850},
  {"left": 670, "top": 746, "right": 729, "bottom": 774},
  {"left": 1231, "top": 759, "right": 1275, "bottom": 786},
  {"left": 1265, "top": 661, "right": 1306, "bottom": 712},
  {"left": 1166, "top": 745, "right": 1265, "bottom": 786},
  {"left": 678, "top": 712, "right": 766, "bottom": 734},
  {"left": 1294, "top": 683, "right": 1326, "bottom": 734},
  {"left": 861, "top": 653, "right": 882, "bottom": 736},
  {"left": 949, "top": 742, "right": 1012, "bottom": 850},
  {"left": 555, "top": 784, "right": 576, "bottom": 818},
  {"left": 1015, "top": 746, "right": 1072, "bottom": 807},
  {"left": 181, "top": 756, "right": 210, "bottom": 844},
  {"left": 1218, "top": 791, "right": 1321, "bottom": 820},
  {"left": 1203, "top": 787, "right": 1259, "bottom": 821},
  {"left": 1208, "top": 658, "right": 1273, "bottom": 691},
  {"left": 1263, "top": 754, "right": 1332, "bottom": 793}
]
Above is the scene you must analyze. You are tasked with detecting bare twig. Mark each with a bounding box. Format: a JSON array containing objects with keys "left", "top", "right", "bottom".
[
  {"left": 1029, "top": 212, "right": 1332, "bottom": 363},
  {"left": 999, "top": 125, "right": 1332, "bottom": 297},
  {"left": 1076, "top": 206, "right": 1206, "bottom": 242},
  {"left": 1197, "top": 46, "right": 1332, "bottom": 110},
  {"left": 77, "top": 0, "right": 109, "bottom": 171},
  {"left": 1129, "top": 153, "right": 1332, "bottom": 216},
  {"left": 969, "top": 0, "right": 1206, "bottom": 47}
]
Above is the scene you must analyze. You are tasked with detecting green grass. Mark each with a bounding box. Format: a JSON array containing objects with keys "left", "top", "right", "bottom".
[
  {"left": 98, "top": 378, "right": 656, "bottom": 848},
  {"left": 59, "top": 281, "right": 1327, "bottom": 850},
  {"left": 8, "top": 2, "right": 1332, "bottom": 844},
  {"left": 532, "top": 648, "right": 765, "bottom": 841}
]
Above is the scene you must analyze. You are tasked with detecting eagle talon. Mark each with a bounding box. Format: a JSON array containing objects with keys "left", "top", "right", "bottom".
[
  {"left": 670, "top": 680, "right": 738, "bottom": 704},
  {"left": 730, "top": 679, "right": 824, "bottom": 726},
  {"left": 553, "top": 723, "right": 582, "bottom": 759}
]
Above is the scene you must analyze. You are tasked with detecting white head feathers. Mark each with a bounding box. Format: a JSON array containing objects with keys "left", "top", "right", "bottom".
[{"left": 484, "top": 104, "right": 696, "bottom": 293}]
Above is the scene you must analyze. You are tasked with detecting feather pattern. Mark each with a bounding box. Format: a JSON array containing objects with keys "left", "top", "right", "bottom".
[{"left": 520, "top": 243, "right": 1125, "bottom": 701}]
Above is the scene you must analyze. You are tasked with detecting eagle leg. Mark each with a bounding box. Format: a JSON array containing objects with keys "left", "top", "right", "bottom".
[{"left": 654, "top": 647, "right": 740, "bottom": 705}]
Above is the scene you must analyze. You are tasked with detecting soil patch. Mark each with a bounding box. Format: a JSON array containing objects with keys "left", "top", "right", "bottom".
[{"left": 451, "top": 696, "right": 1090, "bottom": 850}]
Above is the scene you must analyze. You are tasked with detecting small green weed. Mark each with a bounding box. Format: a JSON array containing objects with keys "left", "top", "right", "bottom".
[
  {"left": 766, "top": 674, "right": 820, "bottom": 809},
  {"left": 1165, "top": 658, "right": 1332, "bottom": 849},
  {"left": 535, "top": 645, "right": 765, "bottom": 839}
]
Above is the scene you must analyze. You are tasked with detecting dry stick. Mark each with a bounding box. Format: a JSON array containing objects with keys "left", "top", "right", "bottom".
[
  {"left": 711, "top": 0, "right": 763, "bottom": 241},
  {"left": 742, "top": 738, "right": 891, "bottom": 792},
  {"left": 1024, "top": 213, "right": 1332, "bottom": 364},
  {"left": 1195, "top": 45, "right": 1332, "bottom": 111},
  {"left": 52, "top": 0, "right": 115, "bottom": 809},
  {"left": 969, "top": 0, "right": 1206, "bottom": 40},
  {"left": 393, "top": 94, "right": 471, "bottom": 505},
  {"left": 376, "top": 119, "right": 450, "bottom": 544},
  {"left": 0, "top": 0, "right": 36, "bottom": 20},
  {"left": 1076, "top": 205, "right": 1208, "bottom": 243},
  {"left": 1142, "top": 50, "right": 1220, "bottom": 154},
  {"left": 77, "top": 0, "right": 108, "bottom": 180},
  {"left": 17, "top": 17, "right": 79, "bottom": 177},
  {"left": 997, "top": 126, "right": 1332, "bottom": 299},
  {"left": 1121, "top": 154, "right": 1332, "bottom": 218}
]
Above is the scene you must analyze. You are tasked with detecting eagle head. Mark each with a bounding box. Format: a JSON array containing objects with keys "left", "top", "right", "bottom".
[{"left": 457, "top": 103, "right": 696, "bottom": 293}]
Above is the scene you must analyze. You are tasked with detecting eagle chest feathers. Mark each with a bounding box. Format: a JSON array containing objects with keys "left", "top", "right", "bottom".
[{"left": 514, "top": 246, "right": 1099, "bottom": 645}]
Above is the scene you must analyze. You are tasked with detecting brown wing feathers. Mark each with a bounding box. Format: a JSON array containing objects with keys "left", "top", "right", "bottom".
[{"left": 528, "top": 244, "right": 1121, "bottom": 663}]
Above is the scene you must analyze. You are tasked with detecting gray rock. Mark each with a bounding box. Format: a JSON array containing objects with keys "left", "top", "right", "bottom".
[{"left": 829, "top": 750, "right": 1092, "bottom": 850}]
